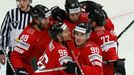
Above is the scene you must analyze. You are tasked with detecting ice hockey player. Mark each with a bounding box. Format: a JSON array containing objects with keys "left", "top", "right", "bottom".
[
  {"left": 0, "top": 0, "right": 33, "bottom": 74},
  {"left": 80, "top": 0, "right": 115, "bottom": 31},
  {"left": 62, "top": 23, "right": 103, "bottom": 75},
  {"left": 10, "top": 4, "right": 51, "bottom": 75},
  {"left": 63, "top": 0, "right": 89, "bottom": 34},
  {"left": 51, "top": 6, "right": 67, "bottom": 22},
  {"left": 88, "top": 8, "right": 126, "bottom": 75},
  {"left": 50, "top": 0, "right": 89, "bottom": 35},
  {"left": 33, "top": 23, "right": 73, "bottom": 75},
  {"left": 50, "top": 0, "right": 90, "bottom": 57}
]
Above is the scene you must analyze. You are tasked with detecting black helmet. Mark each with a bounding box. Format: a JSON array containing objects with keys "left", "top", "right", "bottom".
[
  {"left": 88, "top": 9, "right": 106, "bottom": 26},
  {"left": 16, "top": 0, "right": 32, "bottom": 3},
  {"left": 74, "top": 22, "right": 92, "bottom": 34},
  {"left": 80, "top": 1, "right": 102, "bottom": 13},
  {"left": 49, "top": 23, "right": 68, "bottom": 42},
  {"left": 51, "top": 6, "right": 66, "bottom": 22},
  {"left": 30, "top": 4, "right": 50, "bottom": 19},
  {"left": 65, "top": 0, "right": 81, "bottom": 13}
]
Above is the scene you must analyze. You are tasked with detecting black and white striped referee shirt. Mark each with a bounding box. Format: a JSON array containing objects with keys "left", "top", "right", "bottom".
[{"left": 0, "top": 7, "right": 32, "bottom": 51}]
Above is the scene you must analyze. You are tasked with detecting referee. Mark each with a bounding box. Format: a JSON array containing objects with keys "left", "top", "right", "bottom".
[{"left": 0, "top": 0, "right": 32, "bottom": 75}]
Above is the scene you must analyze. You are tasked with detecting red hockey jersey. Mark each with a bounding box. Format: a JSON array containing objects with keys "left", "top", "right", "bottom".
[
  {"left": 33, "top": 40, "right": 74, "bottom": 75},
  {"left": 67, "top": 39, "right": 103, "bottom": 75},
  {"left": 104, "top": 18, "right": 114, "bottom": 30},
  {"left": 89, "top": 29, "right": 119, "bottom": 75},
  {"left": 63, "top": 11, "right": 89, "bottom": 35},
  {"left": 10, "top": 23, "right": 51, "bottom": 75},
  {"left": 75, "top": 41, "right": 103, "bottom": 75}
]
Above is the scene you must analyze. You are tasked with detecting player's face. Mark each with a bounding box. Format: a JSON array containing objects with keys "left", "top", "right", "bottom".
[
  {"left": 40, "top": 17, "right": 50, "bottom": 28},
  {"left": 17, "top": 0, "right": 31, "bottom": 11},
  {"left": 68, "top": 12, "right": 81, "bottom": 23},
  {"left": 62, "top": 28, "right": 71, "bottom": 41},
  {"left": 90, "top": 21, "right": 97, "bottom": 28},
  {"left": 74, "top": 32, "right": 88, "bottom": 47}
]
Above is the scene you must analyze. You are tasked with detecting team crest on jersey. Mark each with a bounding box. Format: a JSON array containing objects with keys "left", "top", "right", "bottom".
[{"left": 15, "top": 38, "right": 30, "bottom": 50}]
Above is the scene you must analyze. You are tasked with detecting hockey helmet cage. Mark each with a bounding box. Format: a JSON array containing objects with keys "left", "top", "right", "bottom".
[
  {"left": 65, "top": 0, "right": 81, "bottom": 13},
  {"left": 49, "top": 23, "right": 68, "bottom": 41},
  {"left": 51, "top": 6, "right": 66, "bottom": 22},
  {"left": 30, "top": 4, "right": 50, "bottom": 19}
]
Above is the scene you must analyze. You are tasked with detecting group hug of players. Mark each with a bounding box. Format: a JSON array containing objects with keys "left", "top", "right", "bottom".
[{"left": 2, "top": 0, "right": 126, "bottom": 75}]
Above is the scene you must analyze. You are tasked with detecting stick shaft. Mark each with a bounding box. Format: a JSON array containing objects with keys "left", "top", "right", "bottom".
[
  {"left": 2, "top": 49, "right": 16, "bottom": 75},
  {"left": 71, "top": 50, "right": 84, "bottom": 75},
  {"left": 35, "top": 66, "right": 66, "bottom": 73},
  {"left": 117, "top": 20, "right": 134, "bottom": 39}
]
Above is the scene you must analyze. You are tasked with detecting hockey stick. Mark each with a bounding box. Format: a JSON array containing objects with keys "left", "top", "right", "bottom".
[
  {"left": 35, "top": 66, "right": 66, "bottom": 73},
  {"left": 103, "top": 60, "right": 116, "bottom": 64},
  {"left": 70, "top": 50, "right": 84, "bottom": 75},
  {"left": 103, "top": 58, "right": 125, "bottom": 64},
  {"left": 2, "top": 49, "right": 16, "bottom": 75},
  {"left": 117, "top": 19, "right": 134, "bottom": 39}
]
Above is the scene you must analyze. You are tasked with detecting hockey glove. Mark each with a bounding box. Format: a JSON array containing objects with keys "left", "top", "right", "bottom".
[
  {"left": 51, "top": 6, "right": 66, "bottom": 22},
  {"left": 114, "top": 59, "right": 126, "bottom": 75},
  {"left": 63, "top": 61, "right": 81, "bottom": 74},
  {"left": 16, "top": 68, "right": 28, "bottom": 75}
]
